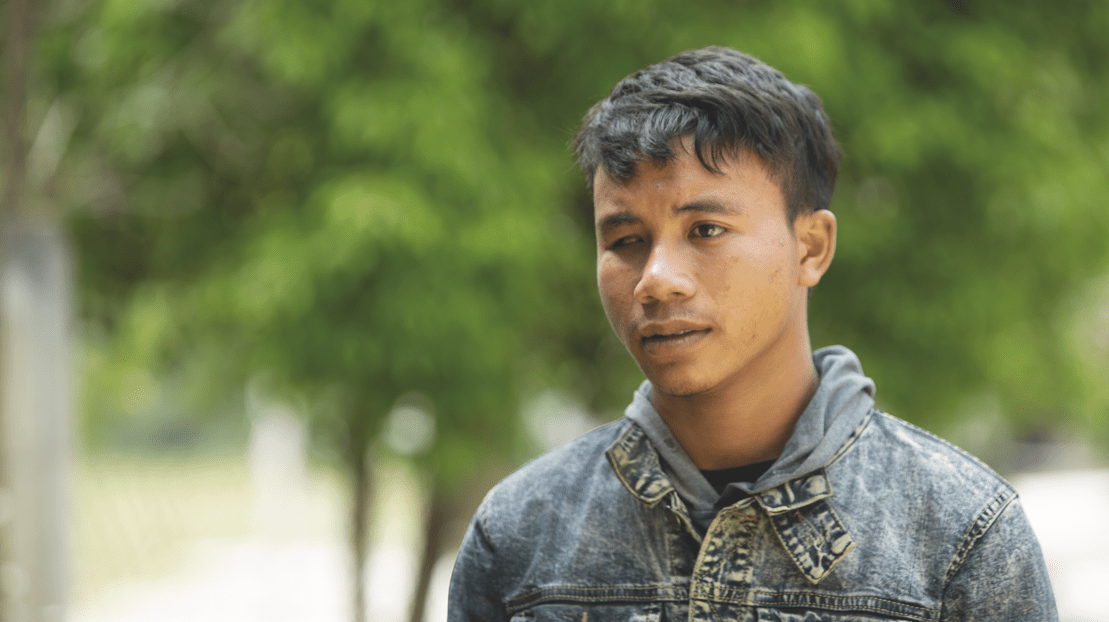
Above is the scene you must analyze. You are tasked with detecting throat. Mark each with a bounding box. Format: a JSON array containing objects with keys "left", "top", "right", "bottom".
[{"left": 651, "top": 357, "right": 819, "bottom": 470}]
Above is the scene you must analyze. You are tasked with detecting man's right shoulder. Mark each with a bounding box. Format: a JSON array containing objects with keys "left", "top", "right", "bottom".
[
  {"left": 485, "top": 418, "right": 630, "bottom": 503},
  {"left": 449, "top": 418, "right": 662, "bottom": 619},
  {"left": 476, "top": 418, "right": 634, "bottom": 533}
]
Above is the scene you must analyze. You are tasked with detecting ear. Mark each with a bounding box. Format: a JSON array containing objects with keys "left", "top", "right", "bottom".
[{"left": 795, "top": 209, "right": 836, "bottom": 287}]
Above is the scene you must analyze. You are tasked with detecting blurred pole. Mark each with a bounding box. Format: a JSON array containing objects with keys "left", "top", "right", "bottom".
[
  {"left": 0, "top": 228, "right": 73, "bottom": 622},
  {"left": 408, "top": 482, "right": 448, "bottom": 622},
  {"left": 350, "top": 439, "right": 371, "bottom": 622},
  {"left": 2, "top": 0, "right": 74, "bottom": 621}
]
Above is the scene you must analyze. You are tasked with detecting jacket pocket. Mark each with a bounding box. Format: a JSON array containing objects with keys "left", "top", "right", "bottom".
[
  {"left": 757, "top": 607, "right": 918, "bottom": 621},
  {"left": 510, "top": 603, "right": 663, "bottom": 622}
]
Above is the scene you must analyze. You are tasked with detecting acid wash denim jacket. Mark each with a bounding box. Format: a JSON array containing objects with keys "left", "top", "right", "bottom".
[{"left": 448, "top": 346, "right": 1058, "bottom": 621}]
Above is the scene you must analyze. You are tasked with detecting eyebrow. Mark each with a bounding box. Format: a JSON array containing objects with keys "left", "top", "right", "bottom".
[
  {"left": 674, "top": 198, "right": 744, "bottom": 217},
  {"left": 596, "top": 212, "right": 641, "bottom": 234},
  {"left": 595, "top": 198, "right": 744, "bottom": 234}
]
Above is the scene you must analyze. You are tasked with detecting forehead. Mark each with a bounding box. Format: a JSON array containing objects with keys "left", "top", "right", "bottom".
[{"left": 592, "top": 149, "right": 783, "bottom": 218}]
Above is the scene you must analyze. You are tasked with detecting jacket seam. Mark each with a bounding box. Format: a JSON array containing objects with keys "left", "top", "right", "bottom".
[
  {"left": 753, "top": 600, "right": 936, "bottom": 621},
  {"left": 479, "top": 505, "right": 496, "bottom": 551},
  {"left": 942, "top": 488, "right": 1017, "bottom": 587},
  {"left": 750, "top": 590, "right": 938, "bottom": 611},
  {"left": 824, "top": 408, "right": 876, "bottom": 469},
  {"left": 877, "top": 410, "right": 1010, "bottom": 488},
  {"left": 507, "top": 586, "right": 938, "bottom": 621},
  {"left": 605, "top": 422, "right": 672, "bottom": 507},
  {"left": 503, "top": 584, "right": 684, "bottom": 612}
]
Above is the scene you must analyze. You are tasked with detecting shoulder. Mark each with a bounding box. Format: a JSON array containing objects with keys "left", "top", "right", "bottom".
[
  {"left": 475, "top": 418, "right": 633, "bottom": 541},
  {"left": 839, "top": 408, "right": 1013, "bottom": 501},
  {"left": 487, "top": 418, "right": 629, "bottom": 500},
  {"left": 828, "top": 409, "right": 1020, "bottom": 578},
  {"left": 847, "top": 415, "right": 1055, "bottom": 616}
]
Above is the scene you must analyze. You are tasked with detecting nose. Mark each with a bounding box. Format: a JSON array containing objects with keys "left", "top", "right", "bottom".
[{"left": 633, "top": 241, "right": 696, "bottom": 305}]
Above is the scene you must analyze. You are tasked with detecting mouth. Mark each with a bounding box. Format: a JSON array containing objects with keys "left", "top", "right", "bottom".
[
  {"left": 643, "top": 328, "right": 706, "bottom": 341},
  {"left": 640, "top": 327, "right": 711, "bottom": 352}
]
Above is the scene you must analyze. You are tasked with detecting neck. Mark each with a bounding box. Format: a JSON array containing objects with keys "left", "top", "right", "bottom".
[{"left": 652, "top": 331, "right": 820, "bottom": 471}]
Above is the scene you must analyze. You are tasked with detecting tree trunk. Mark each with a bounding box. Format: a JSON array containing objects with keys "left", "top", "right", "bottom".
[
  {"left": 348, "top": 434, "right": 372, "bottom": 622},
  {"left": 408, "top": 479, "right": 450, "bottom": 622},
  {"left": 2, "top": 0, "right": 30, "bottom": 217}
]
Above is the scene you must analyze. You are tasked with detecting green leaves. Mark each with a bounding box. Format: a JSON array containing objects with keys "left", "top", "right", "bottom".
[{"left": 56, "top": 0, "right": 1109, "bottom": 467}]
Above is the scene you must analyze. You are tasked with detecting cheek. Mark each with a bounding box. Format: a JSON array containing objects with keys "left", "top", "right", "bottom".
[
  {"left": 597, "top": 260, "right": 629, "bottom": 328},
  {"left": 716, "top": 248, "right": 788, "bottom": 318}
]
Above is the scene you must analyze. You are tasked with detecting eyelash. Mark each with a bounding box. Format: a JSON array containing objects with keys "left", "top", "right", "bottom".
[
  {"left": 692, "top": 224, "right": 725, "bottom": 238},
  {"left": 609, "top": 236, "right": 641, "bottom": 249},
  {"left": 608, "top": 224, "right": 725, "bottom": 250}
]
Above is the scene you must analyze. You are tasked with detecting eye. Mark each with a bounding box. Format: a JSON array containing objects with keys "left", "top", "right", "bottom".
[
  {"left": 691, "top": 223, "right": 725, "bottom": 238},
  {"left": 609, "top": 235, "right": 642, "bottom": 250}
]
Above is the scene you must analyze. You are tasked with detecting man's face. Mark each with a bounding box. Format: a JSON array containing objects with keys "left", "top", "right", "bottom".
[{"left": 594, "top": 147, "right": 818, "bottom": 399}]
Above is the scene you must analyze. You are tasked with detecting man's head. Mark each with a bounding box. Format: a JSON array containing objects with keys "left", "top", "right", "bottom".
[
  {"left": 578, "top": 47, "right": 839, "bottom": 405},
  {"left": 573, "top": 46, "right": 840, "bottom": 223}
]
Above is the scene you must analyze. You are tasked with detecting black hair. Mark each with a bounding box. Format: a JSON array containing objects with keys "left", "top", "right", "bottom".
[{"left": 573, "top": 46, "right": 841, "bottom": 221}]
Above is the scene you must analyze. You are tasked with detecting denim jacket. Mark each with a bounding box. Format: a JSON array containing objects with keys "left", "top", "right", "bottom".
[{"left": 448, "top": 346, "right": 1058, "bottom": 621}]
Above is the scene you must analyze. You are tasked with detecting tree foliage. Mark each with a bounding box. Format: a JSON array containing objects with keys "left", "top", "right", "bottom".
[
  {"left": 13, "top": 0, "right": 1109, "bottom": 614},
  {"left": 28, "top": 0, "right": 1108, "bottom": 467}
]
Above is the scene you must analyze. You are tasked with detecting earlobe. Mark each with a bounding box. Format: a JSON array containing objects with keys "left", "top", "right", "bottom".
[{"left": 796, "top": 210, "right": 837, "bottom": 287}]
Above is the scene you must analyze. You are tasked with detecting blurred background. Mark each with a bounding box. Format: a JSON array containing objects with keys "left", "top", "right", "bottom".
[{"left": 1, "top": 0, "right": 1108, "bottom": 621}]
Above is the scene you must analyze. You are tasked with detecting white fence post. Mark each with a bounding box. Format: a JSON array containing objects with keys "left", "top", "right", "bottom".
[{"left": 0, "top": 224, "right": 74, "bottom": 622}]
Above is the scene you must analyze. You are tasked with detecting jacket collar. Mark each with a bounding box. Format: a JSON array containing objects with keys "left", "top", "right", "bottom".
[
  {"left": 607, "top": 345, "right": 875, "bottom": 584},
  {"left": 618, "top": 345, "right": 876, "bottom": 508}
]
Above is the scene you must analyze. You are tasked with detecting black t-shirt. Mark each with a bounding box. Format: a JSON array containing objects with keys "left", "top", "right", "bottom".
[
  {"left": 700, "top": 459, "right": 776, "bottom": 495},
  {"left": 688, "top": 459, "right": 776, "bottom": 534}
]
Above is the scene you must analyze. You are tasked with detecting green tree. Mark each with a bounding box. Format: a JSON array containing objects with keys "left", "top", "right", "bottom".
[
  {"left": 446, "top": 0, "right": 1109, "bottom": 444},
  {"left": 35, "top": 0, "right": 1109, "bottom": 619},
  {"left": 52, "top": 1, "right": 583, "bottom": 619}
]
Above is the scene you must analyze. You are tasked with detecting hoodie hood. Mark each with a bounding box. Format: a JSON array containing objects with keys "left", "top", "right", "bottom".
[{"left": 624, "top": 345, "right": 876, "bottom": 512}]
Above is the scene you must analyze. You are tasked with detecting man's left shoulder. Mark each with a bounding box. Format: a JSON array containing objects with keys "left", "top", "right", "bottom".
[
  {"left": 849, "top": 409, "right": 1011, "bottom": 488},
  {"left": 828, "top": 408, "right": 1017, "bottom": 535}
]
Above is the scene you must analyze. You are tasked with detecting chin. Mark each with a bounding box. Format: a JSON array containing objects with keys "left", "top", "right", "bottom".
[{"left": 643, "top": 369, "right": 717, "bottom": 398}]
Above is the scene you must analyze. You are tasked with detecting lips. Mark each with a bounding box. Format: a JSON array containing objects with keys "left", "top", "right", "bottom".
[
  {"left": 643, "top": 328, "right": 706, "bottom": 341},
  {"left": 637, "top": 321, "right": 711, "bottom": 353},
  {"left": 638, "top": 320, "right": 710, "bottom": 339}
]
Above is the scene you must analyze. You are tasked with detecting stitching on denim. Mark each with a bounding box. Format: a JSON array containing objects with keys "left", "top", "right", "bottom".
[
  {"left": 825, "top": 408, "right": 873, "bottom": 465},
  {"left": 503, "top": 585, "right": 685, "bottom": 613},
  {"left": 698, "top": 588, "right": 939, "bottom": 620},
  {"left": 754, "top": 600, "right": 938, "bottom": 621},
  {"left": 755, "top": 469, "right": 836, "bottom": 515},
  {"left": 478, "top": 505, "right": 495, "bottom": 550},
  {"left": 514, "top": 595, "right": 654, "bottom": 606},
  {"left": 509, "top": 585, "right": 674, "bottom": 601},
  {"left": 748, "top": 589, "right": 940, "bottom": 618},
  {"left": 942, "top": 488, "right": 1016, "bottom": 587},
  {"left": 759, "top": 592, "right": 938, "bottom": 609},
  {"left": 664, "top": 491, "right": 702, "bottom": 544},
  {"left": 813, "top": 503, "right": 855, "bottom": 579},
  {"left": 605, "top": 423, "right": 672, "bottom": 507},
  {"left": 876, "top": 410, "right": 1011, "bottom": 489},
  {"left": 765, "top": 500, "right": 855, "bottom": 585}
]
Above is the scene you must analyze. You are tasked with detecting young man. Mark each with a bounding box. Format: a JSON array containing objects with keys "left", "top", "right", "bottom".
[{"left": 448, "top": 47, "right": 1057, "bottom": 621}]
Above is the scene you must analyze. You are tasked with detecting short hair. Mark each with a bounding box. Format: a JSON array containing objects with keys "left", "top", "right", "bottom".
[{"left": 573, "top": 46, "right": 841, "bottom": 221}]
